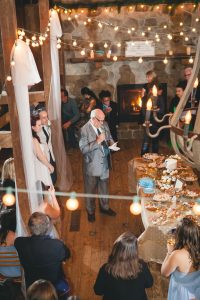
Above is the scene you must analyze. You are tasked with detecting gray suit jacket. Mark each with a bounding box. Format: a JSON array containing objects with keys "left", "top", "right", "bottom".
[{"left": 79, "top": 121, "right": 113, "bottom": 178}]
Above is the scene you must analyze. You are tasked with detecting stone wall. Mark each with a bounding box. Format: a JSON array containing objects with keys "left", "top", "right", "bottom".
[{"left": 60, "top": 5, "right": 200, "bottom": 107}]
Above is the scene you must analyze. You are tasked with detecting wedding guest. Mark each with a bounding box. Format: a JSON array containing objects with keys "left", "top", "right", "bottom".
[
  {"left": 161, "top": 217, "right": 200, "bottom": 300},
  {"left": 169, "top": 83, "right": 185, "bottom": 113},
  {"left": 38, "top": 108, "right": 57, "bottom": 184},
  {"left": 94, "top": 232, "right": 153, "bottom": 300},
  {"left": 31, "top": 115, "right": 54, "bottom": 187},
  {"left": 99, "top": 90, "right": 118, "bottom": 142},
  {"left": 80, "top": 87, "right": 99, "bottom": 120},
  {"left": 27, "top": 279, "right": 58, "bottom": 300},
  {"left": 15, "top": 212, "right": 71, "bottom": 291},
  {"left": 61, "top": 89, "right": 80, "bottom": 149}
]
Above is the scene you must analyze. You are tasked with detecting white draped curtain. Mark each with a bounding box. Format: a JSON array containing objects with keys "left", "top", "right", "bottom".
[{"left": 48, "top": 10, "right": 73, "bottom": 191}]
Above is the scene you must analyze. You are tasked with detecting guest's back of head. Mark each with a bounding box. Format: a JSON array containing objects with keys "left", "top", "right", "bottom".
[
  {"left": 28, "top": 212, "right": 52, "bottom": 236},
  {"left": 0, "top": 209, "right": 16, "bottom": 245},
  {"left": 27, "top": 280, "right": 58, "bottom": 300}
]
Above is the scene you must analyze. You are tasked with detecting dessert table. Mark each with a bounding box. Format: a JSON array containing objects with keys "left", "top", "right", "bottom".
[{"left": 129, "top": 155, "right": 200, "bottom": 263}]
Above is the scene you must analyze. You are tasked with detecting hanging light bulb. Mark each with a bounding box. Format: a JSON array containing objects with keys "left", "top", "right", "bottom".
[
  {"left": 6, "top": 75, "right": 12, "bottom": 81},
  {"left": 87, "top": 18, "right": 91, "bottom": 23},
  {"left": 83, "top": 21, "right": 87, "bottom": 26},
  {"left": 155, "top": 33, "right": 159, "bottom": 39},
  {"left": 106, "top": 50, "right": 111, "bottom": 58},
  {"left": 117, "top": 42, "right": 121, "bottom": 48},
  {"left": 186, "top": 46, "right": 191, "bottom": 55},
  {"left": 75, "top": 14, "right": 78, "bottom": 19},
  {"left": 196, "top": 18, "right": 199, "bottom": 22},
  {"left": 180, "top": 32, "right": 184, "bottom": 36},
  {"left": 156, "top": 37, "right": 160, "bottom": 42},
  {"left": 105, "top": 8, "right": 108, "bottom": 13},
  {"left": 80, "top": 48, "right": 85, "bottom": 56},
  {"left": 169, "top": 50, "right": 173, "bottom": 56},
  {"left": 128, "top": 29, "right": 131, "bottom": 34},
  {"left": 32, "top": 35, "right": 36, "bottom": 41},
  {"left": 185, "top": 36, "right": 189, "bottom": 41},
  {"left": 192, "top": 28, "right": 196, "bottom": 32},
  {"left": 44, "top": 33, "right": 48, "bottom": 38},
  {"left": 147, "top": 27, "right": 151, "bottom": 31},
  {"left": 48, "top": 22, "right": 51, "bottom": 27},
  {"left": 104, "top": 42, "right": 108, "bottom": 48},
  {"left": 179, "top": 22, "right": 183, "bottom": 26},
  {"left": 163, "top": 25, "right": 167, "bottom": 29},
  {"left": 189, "top": 56, "right": 194, "bottom": 64},
  {"left": 2, "top": 188, "right": 15, "bottom": 206},
  {"left": 64, "top": 9, "right": 67, "bottom": 14},
  {"left": 163, "top": 57, "right": 168, "bottom": 64},
  {"left": 113, "top": 55, "right": 118, "bottom": 61},
  {"left": 56, "top": 43, "right": 61, "bottom": 49},
  {"left": 141, "top": 32, "right": 145, "bottom": 36},
  {"left": 11, "top": 60, "right": 15, "bottom": 66},
  {"left": 89, "top": 42, "right": 94, "bottom": 48},
  {"left": 39, "top": 41, "right": 43, "bottom": 45},
  {"left": 32, "top": 42, "right": 36, "bottom": 47},
  {"left": 114, "top": 26, "right": 119, "bottom": 31},
  {"left": 68, "top": 17, "right": 71, "bottom": 21},
  {"left": 193, "top": 199, "right": 200, "bottom": 215},
  {"left": 167, "top": 34, "right": 173, "bottom": 40},
  {"left": 98, "top": 22, "right": 102, "bottom": 28},
  {"left": 26, "top": 38, "right": 30, "bottom": 45},
  {"left": 130, "top": 196, "right": 142, "bottom": 215},
  {"left": 66, "top": 192, "right": 79, "bottom": 211},
  {"left": 131, "top": 27, "right": 135, "bottom": 31},
  {"left": 72, "top": 40, "right": 77, "bottom": 47},
  {"left": 156, "top": 5, "right": 160, "bottom": 9},
  {"left": 138, "top": 57, "right": 143, "bottom": 63}
]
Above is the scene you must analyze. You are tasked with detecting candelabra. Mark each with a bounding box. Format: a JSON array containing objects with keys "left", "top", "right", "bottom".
[{"left": 143, "top": 37, "right": 200, "bottom": 169}]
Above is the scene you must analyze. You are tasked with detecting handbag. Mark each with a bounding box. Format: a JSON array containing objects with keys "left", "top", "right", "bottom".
[{"left": 55, "top": 278, "right": 70, "bottom": 296}]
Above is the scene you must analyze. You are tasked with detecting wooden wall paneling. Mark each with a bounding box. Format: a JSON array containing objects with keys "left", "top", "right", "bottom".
[{"left": 0, "top": 0, "right": 30, "bottom": 225}]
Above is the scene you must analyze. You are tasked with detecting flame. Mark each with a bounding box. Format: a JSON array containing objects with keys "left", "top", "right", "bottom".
[
  {"left": 185, "top": 110, "right": 192, "bottom": 124},
  {"left": 152, "top": 85, "right": 157, "bottom": 97},
  {"left": 138, "top": 96, "right": 142, "bottom": 107},
  {"left": 194, "top": 78, "right": 199, "bottom": 88},
  {"left": 146, "top": 98, "right": 152, "bottom": 110}
]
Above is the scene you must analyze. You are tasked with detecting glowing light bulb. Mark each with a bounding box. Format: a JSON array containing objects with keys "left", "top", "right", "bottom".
[
  {"left": 56, "top": 44, "right": 61, "bottom": 49},
  {"left": 169, "top": 50, "right": 173, "bottom": 56},
  {"left": 163, "top": 25, "right": 167, "bottom": 29},
  {"left": 168, "top": 5, "right": 172, "bottom": 10},
  {"left": 89, "top": 42, "right": 93, "bottom": 48},
  {"left": 186, "top": 46, "right": 191, "bottom": 55},
  {"left": 138, "top": 57, "right": 143, "bottom": 63},
  {"left": 146, "top": 98, "right": 152, "bottom": 110},
  {"left": 64, "top": 10, "right": 67, "bottom": 14},
  {"left": 152, "top": 85, "right": 157, "bottom": 97},
  {"left": 87, "top": 18, "right": 91, "bottom": 23},
  {"left": 11, "top": 60, "right": 15, "bottom": 66},
  {"left": 39, "top": 41, "right": 43, "bottom": 45},
  {"left": 131, "top": 27, "right": 135, "bottom": 31},
  {"left": 39, "top": 35, "right": 43, "bottom": 41},
  {"left": 141, "top": 32, "right": 145, "bottom": 36},
  {"left": 189, "top": 56, "right": 193, "bottom": 64},
  {"left": 130, "top": 197, "right": 142, "bottom": 215},
  {"left": 128, "top": 29, "right": 131, "bottom": 34},
  {"left": 7, "top": 76, "right": 12, "bottom": 81},
  {"left": 180, "top": 22, "right": 183, "bottom": 26},
  {"left": 156, "top": 5, "right": 160, "bottom": 9},
  {"left": 114, "top": 26, "right": 119, "bottom": 31},
  {"left": 26, "top": 38, "right": 30, "bottom": 45},
  {"left": 17, "top": 29, "right": 22, "bottom": 35},
  {"left": 73, "top": 40, "right": 77, "bottom": 47},
  {"left": 21, "top": 30, "right": 25, "bottom": 36},
  {"left": 98, "top": 22, "right": 102, "bottom": 28},
  {"left": 147, "top": 27, "right": 151, "bottom": 31},
  {"left": 45, "top": 33, "right": 48, "bottom": 38},
  {"left": 113, "top": 55, "right": 118, "bottom": 61},
  {"left": 145, "top": 40, "right": 149, "bottom": 44},
  {"left": 2, "top": 192, "right": 15, "bottom": 207},
  {"left": 163, "top": 57, "right": 168, "bottom": 64},
  {"left": 167, "top": 34, "right": 173, "bottom": 40},
  {"left": 196, "top": 18, "right": 199, "bottom": 22},
  {"left": 156, "top": 38, "right": 160, "bottom": 42},
  {"left": 66, "top": 193, "right": 79, "bottom": 211},
  {"left": 192, "top": 28, "right": 196, "bottom": 32},
  {"left": 185, "top": 36, "right": 189, "bottom": 41},
  {"left": 117, "top": 42, "right": 121, "bottom": 48},
  {"left": 193, "top": 199, "right": 200, "bottom": 215},
  {"left": 75, "top": 14, "right": 78, "bottom": 19},
  {"left": 32, "top": 35, "right": 36, "bottom": 41},
  {"left": 32, "top": 42, "right": 36, "bottom": 47},
  {"left": 104, "top": 42, "right": 108, "bottom": 48},
  {"left": 81, "top": 49, "right": 85, "bottom": 56},
  {"left": 83, "top": 21, "right": 87, "bottom": 25},
  {"left": 48, "top": 22, "right": 51, "bottom": 27},
  {"left": 155, "top": 34, "right": 159, "bottom": 39},
  {"left": 68, "top": 17, "right": 71, "bottom": 21},
  {"left": 180, "top": 32, "right": 184, "bottom": 36},
  {"left": 106, "top": 50, "right": 111, "bottom": 58},
  {"left": 81, "top": 9, "right": 84, "bottom": 13},
  {"left": 105, "top": 8, "right": 108, "bottom": 13}
]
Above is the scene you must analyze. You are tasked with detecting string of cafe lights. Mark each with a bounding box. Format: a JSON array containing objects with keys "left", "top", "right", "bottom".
[{"left": 1, "top": 186, "right": 200, "bottom": 217}]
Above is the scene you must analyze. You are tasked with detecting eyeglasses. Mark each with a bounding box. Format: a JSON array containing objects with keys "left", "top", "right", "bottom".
[
  {"left": 184, "top": 73, "right": 191, "bottom": 77},
  {"left": 95, "top": 117, "right": 104, "bottom": 123}
]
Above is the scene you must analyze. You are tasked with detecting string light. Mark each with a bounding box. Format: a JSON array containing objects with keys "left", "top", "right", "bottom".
[
  {"left": 66, "top": 192, "right": 79, "bottom": 211},
  {"left": 180, "top": 31, "right": 184, "bottom": 36},
  {"left": 6, "top": 76, "right": 12, "bottom": 81},
  {"left": 87, "top": 18, "right": 91, "bottom": 23},
  {"left": 180, "top": 22, "right": 183, "bottom": 26},
  {"left": 147, "top": 27, "right": 151, "bottom": 31},
  {"left": 72, "top": 40, "right": 77, "bottom": 46},
  {"left": 163, "top": 25, "right": 167, "bottom": 29},
  {"left": 2, "top": 188, "right": 16, "bottom": 206},
  {"left": 130, "top": 196, "right": 142, "bottom": 215},
  {"left": 80, "top": 48, "right": 86, "bottom": 55},
  {"left": 185, "top": 36, "right": 189, "bottom": 41},
  {"left": 163, "top": 57, "right": 168, "bottom": 64},
  {"left": 89, "top": 42, "right": 94, "bottom": 48},
  {"left": 189, "top": 56, "right": 194, "bottom": 64},
  {"left": 11, "top": 60, "right": 15, "bottom": 66},
  {"left": 193, "top": 199, "right": 200, "bottom": 215},
  {"left": 131, "top": 27, "right": 135, "bottom": 31},
  {"left": 169, "top": 50, "right": 173, "bottom": 55},
  {"left": 196, "top": 18, "right": 199, "bottom": 22},
  {"left": 98, "top": 22, "right": 103, "bottom": 28},
  {"left": 192, "top": 28, "right": 196, "bottom": 32},
  {"left": 128, "top": 29, "right": 131, "bottom": 34},
  {"left": 113, "top": 55, "right": 118, "bottom": 61},
  {"left": 138, "top": 57, "right": 143, "bottom": 63},
  {"left": 167, "top": 34, "right": 173, "bottom": 40},
  {"left": 117, "top": 42, "right": 121, "bottom": 48},
  {"left": 114, "top": 26, "right": 119, "bottom": 31},
  {"left": 104, "top": 42, "right": 108, "bottom": 48}
]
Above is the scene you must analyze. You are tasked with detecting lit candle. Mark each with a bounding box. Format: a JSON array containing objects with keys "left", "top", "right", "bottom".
[
  {"left": 138, "top": 97, "right": 142, "bottom": 108},
  {"left": 194, "top": 78, "right": 199, "bottom": 88},
  {"left": 145, "top": 98, "right": 152, "bottom": 121},
  {"left": 152, "top": 85, "right": 157, "bottom": 107},
  {"left": 191, "top": 78, "right": 198, "bottom": 107},
  {"left": 183, "top": 110, "right": 192, "bottom": 137}
]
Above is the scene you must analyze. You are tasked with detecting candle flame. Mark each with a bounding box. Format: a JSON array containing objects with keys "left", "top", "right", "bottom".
[
  {"left": 146, "top": 98, "right": 152, "bottom": 110},
  {"left": 194, "top": 78, "right": 199, "bottom": 88},
  {"left": 185, "top": 110, "right": 192, "bottom": 124},
  {"left": 152, "top": 85, "right": 157, "bottom": 97},
  {"left": 138, "top": 97, "right": 142, "bottom": 107}
]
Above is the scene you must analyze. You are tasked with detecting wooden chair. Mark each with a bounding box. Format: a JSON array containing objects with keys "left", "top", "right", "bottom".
[{"left": 0, "top": 250, "right": 22, "bottom": 282}]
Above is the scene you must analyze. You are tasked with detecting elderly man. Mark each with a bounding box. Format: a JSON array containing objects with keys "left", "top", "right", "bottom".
[
  {"left": 79, "top": 108, "right": 116, "bottom": 222},
  {"left": 15, "top": 212, "right": 70, "bottom": 290},
  {"left": 37, "top": 108, "right": 57, "bottom": 184}
]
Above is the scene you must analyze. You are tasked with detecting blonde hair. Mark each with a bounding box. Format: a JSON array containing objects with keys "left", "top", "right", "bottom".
[
  {"left": 27, "top": 280, "right": 58, "bottom": 300},
  {"left": 1, "top": 158, "right": 15, "bottom": 182}
]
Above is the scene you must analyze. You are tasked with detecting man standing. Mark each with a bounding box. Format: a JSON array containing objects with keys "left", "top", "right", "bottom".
[
  {"left": 99, "top": 90, "right": 118, "bottom": 142},
  {"left": 61, "top": 89, "right": 80, "bottom": 149},
  {"left": 79, "top": 108, "right": 116, "bottom": 223},
  {"left": 38, "top": 108, "right": 57, "bottom": 184}
]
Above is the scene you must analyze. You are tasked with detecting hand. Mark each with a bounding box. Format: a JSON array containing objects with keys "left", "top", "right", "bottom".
[
  {"left": 49, "top": 164, "right": 54, "bottom": 173},
  {"left": 48, "top": 185, "right": 55, "bottom": 195},
  {"left": 105, "top": 107, "right": 112, "bottom": 113},
  {"left": 62, "top": 121, "right": 71, "bottom": 129},
  {"left": 167, "top": 240, "right": 175, "bottom": 254},
  {"left": 97, "top": 133, "right": 105, "bottom": 144}
]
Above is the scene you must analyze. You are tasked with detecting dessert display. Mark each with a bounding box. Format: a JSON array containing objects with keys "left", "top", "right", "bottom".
[
  {"left": 143, "top": 153, "right": 160, "bottom": 161},
  {"left": 153, "top": 192, "right": 172, "bottom": 202}
]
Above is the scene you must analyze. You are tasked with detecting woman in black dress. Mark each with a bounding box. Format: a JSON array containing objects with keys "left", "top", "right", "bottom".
[{"left": 94, "top": 232, "right": 153, "bottom": 300}]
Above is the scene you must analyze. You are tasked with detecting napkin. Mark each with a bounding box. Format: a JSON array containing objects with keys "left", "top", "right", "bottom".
[{"left": 109, "top": 142, "right": 120, "bottom": 151}]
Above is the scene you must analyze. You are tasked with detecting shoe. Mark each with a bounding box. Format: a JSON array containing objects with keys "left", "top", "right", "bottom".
[
  {"left": 99, "top": 207, "right": 116, "bottom": 217},
  {"left": 87, "top": 213, "right": 95, "bottom": 223}
]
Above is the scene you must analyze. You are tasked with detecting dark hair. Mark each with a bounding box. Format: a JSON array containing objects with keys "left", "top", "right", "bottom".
[
  {"left": 27, "top": 280, "right": 58, "bottom": 300},
  {"left": 174, "top": 217, "right": 200, "bottom": 270},
  {"left": 176, "top": 82, "right": 185, "bottom": 90},
  {"left": 28, "top": 212, "right": 52, "bottom": 236},
  {"left": 99, "top": 90, "right": 111, "bottom": 99},
  {"left": 0, "top": 209, "right": 16, "bottom": 245},
  {"left": 81, "top": 87, "right": 98, "bottom": 101},
  {"left": 105, "top": 232, "right": 141, "bottom": 279},
  {"left": 31, "top": 115, "right": 41, "bottom": 143},
  {"left": 61, "top": 88, "right": 68, "bottom": 97},
  {"left": 157, "top": 83, "right": 163, "bottom": 91}
]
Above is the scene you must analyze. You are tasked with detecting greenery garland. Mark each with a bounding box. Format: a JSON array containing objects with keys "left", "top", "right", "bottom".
[{"left": 51, "top": 0, "right": 199, "bottom": 10}]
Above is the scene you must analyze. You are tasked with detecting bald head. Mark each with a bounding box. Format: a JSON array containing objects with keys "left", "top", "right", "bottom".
[
  {"left": 90, "top": 109, "right": 105, "bottom": 128},
  {"left": 184, "top": 67, "right": 192, "bottom": 81}
]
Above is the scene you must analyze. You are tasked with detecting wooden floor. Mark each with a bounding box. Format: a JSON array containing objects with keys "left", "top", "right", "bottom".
[{"left": 58, "top": 139, "right": 170, "bottom": 300}]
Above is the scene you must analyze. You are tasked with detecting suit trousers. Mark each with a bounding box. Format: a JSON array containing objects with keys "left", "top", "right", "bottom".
[{"left": 83, "top": 174, "right": 109, "bottom": 214}]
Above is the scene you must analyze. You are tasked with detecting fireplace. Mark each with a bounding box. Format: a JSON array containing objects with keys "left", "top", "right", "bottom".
[
  {"left": 117, "top": 84, "right": 144, "bottom": 122},
  {"left": 117, "top": 83, "right": 167, "bottom": 123}
]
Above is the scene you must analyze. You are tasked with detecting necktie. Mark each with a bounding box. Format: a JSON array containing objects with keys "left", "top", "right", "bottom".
[
  {"left": 42, "top": 127, "right": 49, "bottom": 143},
  {"left": 97, "top": 128, "right": 111, "bottom": 169},
  {"left": 97, "top": 128, "right": 108, "bottom": 149}
]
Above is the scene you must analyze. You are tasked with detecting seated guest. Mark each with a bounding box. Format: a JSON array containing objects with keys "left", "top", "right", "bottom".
[
  {"left": 94, "top": 232, "right": 153, "bottom": 300},
  {"left": 161, "top": 217, "right": 200, "bottom": 300},
  {"left": 27, "top": 279, "right": 58, "bottom": 300},
  {"left": 169, "top": 83, "right": 185, "bottom": 113},
  {"left": 80, "top": 87, "right": 99, "bottom": 120},
  {"left": 99, "top": 90, "right": 118, "bottom": 142},
  {"left": 31, "top": 115, "right": 54, "bottom": 187},
  {"left": 15, "top": 212, "right": 71, "bottom": 291},
  {"left": 0, "top": 209, "right": 21, "bottom": 277},
  {"left": 37, "top": 108, "right": 57, "bottom": 185},
  {"left": 61, "top": 89, "right": 80, "bottom": 149}
]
